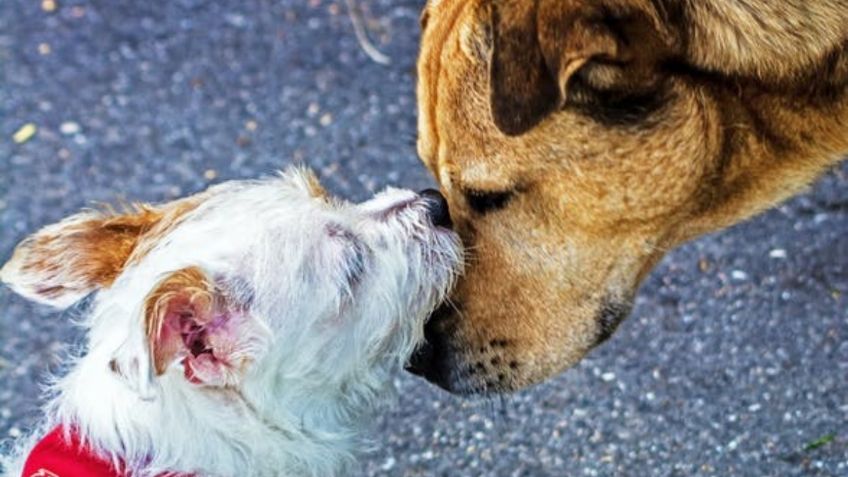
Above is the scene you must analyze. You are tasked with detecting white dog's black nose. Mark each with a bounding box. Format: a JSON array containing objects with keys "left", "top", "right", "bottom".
[{"left": 419, "top": 189, "right": 452, "bottom": 228}]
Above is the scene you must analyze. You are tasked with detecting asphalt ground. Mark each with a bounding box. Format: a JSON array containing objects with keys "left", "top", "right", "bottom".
[{"left": 0, "top": 1, "right": 846, "bottom": 475}]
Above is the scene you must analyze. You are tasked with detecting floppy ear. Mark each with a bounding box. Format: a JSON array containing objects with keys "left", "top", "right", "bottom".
[
  {"left": 0, "top": 206, "right": 163, "bottom": 308},
  {"left": 142, "top": 267, "right": 247, "bottom": 388},
  {"left": 489, "top": 0, "right": 673, "bottom": 135}
]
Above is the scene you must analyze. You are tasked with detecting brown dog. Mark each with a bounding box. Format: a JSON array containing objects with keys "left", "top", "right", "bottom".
[{"left": 407, "top": 0, "right": 848, "bottom": 395}]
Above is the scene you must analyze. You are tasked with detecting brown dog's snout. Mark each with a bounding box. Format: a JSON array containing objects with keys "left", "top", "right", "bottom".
[
  {"left": 419, "top": 189, "right": 452, "bottom": 229},
  {"left": 408, "top": 293, "right": 638, "bottom": 394},
  {"left": 408, "top": 302, "right": 522, "bottom": 395}
]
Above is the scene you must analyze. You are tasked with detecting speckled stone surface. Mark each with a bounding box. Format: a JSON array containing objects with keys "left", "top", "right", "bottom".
[{"left": 1, "top": 1, "right": 846, "bottom": 476}]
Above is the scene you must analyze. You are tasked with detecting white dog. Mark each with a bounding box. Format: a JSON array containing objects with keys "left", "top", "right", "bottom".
[{"left": 0, "top": 168, "right": 462, "bottom": 477}]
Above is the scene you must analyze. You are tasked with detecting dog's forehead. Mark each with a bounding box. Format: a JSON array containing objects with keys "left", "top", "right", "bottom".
[
  {"left": 199, "top": 176, "right": 330, "bottom": 221},
  {"left": 131, "top": 177, "right": 336, "bottom": 271}
]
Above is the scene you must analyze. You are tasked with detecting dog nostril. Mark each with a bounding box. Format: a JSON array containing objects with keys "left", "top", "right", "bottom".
[{"left": 419, "top": 189, "right": 452, "bottom": 228}]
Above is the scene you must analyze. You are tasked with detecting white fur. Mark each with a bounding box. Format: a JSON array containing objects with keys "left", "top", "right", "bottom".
[{"left": 1, "top": 168, "right": 462, "bottom": 477}]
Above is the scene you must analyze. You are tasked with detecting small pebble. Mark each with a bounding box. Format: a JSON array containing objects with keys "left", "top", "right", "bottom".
[
  {"left": 204, "top": 169, "right": 218, "bottom": 181},
  {"left": 601, "top": 372, "right": 616, "bottom": 382},
  {"left": 380, "top": 457, "right": 396, "bottom": 471},
  {"left": 769, "top": 249, "right": 787, "bottom": 259},
  {"left": 41, "top": 0, "right": 56, "bottom": 12},
  {"left": 319, "top": 113, "right": 333, "bottom": 126},
  {"left": 38, "top": 43, "right": 51, "bottom": 55},
  {"left": 731, "top": 270, "right": 748, "bottom": 281},
  {"left": 12, "top": 123, "right": 37, "bottom": 144},
  {"left": 245, "top": 120, "right": 258, "bottom": 131},
  {"left": 59, "top": 121, "right": 81, "bottom": 135},
  {"left": 224, "top": 13, "right": 247, "bottom": 28}
]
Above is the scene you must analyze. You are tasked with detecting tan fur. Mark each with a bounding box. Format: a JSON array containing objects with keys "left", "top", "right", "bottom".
[
  {"left": 0, "top": 199, "right": 199, "bottom": 307},
  {"left": 415, "top": 0, "right": 848, "bottom": 393}
]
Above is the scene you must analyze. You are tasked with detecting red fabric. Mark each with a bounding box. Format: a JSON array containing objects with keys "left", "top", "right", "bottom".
[{"left": 21, "top": 426, "right": 189, "bottom": 477}]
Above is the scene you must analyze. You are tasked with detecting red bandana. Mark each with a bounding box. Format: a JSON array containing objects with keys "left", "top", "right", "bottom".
[{"left": 21, "top": 426, "right": 190, "bottom": 477}]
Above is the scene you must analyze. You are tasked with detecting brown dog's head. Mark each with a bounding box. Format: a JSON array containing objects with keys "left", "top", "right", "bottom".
[{"left": 409, "top": 0, "right": 844, "bottom": 394}]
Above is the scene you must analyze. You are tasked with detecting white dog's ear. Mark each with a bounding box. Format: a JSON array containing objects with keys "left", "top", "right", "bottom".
[
  {"left": 142, "top": 267, "right": 245, "bottom": 388},
  {"left": 0, "top": 206, "right": 164, "bottom": 309},
  {"left": 280, "top": 167, "right": 329, "bottom": 200}
]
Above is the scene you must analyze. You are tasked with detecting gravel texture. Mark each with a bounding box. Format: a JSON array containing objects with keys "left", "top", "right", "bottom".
[{"left": 1, "top": 1, "right": 846, "bottom": 476}]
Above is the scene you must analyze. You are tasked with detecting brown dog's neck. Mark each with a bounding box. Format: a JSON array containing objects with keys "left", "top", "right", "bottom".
[
  {"left": 668, "top": 0, "right": 848, "bottom": 84},
  {"left": 676, "top": 43, "right": 848, "bottom": 242}
]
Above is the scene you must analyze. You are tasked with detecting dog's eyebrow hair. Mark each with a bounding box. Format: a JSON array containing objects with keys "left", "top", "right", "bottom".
[
  {"left": 325, "top": 223, "right": 369, "bottom": 289},
  {"left": 459, "top": 177, "right": 529, "bottom": 196},
  {"left": 325, "top": 223, "right": 356, "bottom": 240},
  {"left": 457, "top": 176, "right": 519, "bottom": 195}
]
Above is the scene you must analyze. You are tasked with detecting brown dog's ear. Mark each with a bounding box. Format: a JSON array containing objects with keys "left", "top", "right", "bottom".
[
  {"left": 0, "top": 206, "right": 163, "bottom": 308},
  {"left": 489, "top": 0, "right": 673, "bottom": 135},
  {"left": 489, "top": 0, "right": 561, "bottom": 136}
]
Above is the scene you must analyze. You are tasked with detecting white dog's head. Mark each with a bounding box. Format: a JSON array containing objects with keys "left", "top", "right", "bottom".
[{"left": 1, "top": 168, "right": 462, "bottom": 475}]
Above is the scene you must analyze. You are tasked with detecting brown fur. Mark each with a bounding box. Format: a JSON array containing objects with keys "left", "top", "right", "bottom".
[
  {"left": 0, "top": 198, "right": 199, "bottom": 305},
  {"left": 414, "top": 0, "right": 848, "bottom": 394}
]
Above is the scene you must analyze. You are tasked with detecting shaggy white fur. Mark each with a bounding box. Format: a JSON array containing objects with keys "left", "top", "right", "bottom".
[{"left": 0, "top": 168, "right": 462, "bottom": 477}]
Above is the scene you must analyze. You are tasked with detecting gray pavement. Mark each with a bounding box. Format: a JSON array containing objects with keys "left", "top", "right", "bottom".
[{"left": 0, "top": 1, "right": 846, "bottom": 475}]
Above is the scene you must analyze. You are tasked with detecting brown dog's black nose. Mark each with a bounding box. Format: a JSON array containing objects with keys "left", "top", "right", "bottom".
[{"left": 419, "top": 189, "right": 452, "bottom": 228}]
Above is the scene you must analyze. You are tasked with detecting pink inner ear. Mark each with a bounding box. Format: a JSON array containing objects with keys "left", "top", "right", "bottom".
[
  {"left": 180, "top": 312, "right": 234, "bottom": 386},
  {"left": 154, "top": 297, "right": 236, "bottom": 386}
]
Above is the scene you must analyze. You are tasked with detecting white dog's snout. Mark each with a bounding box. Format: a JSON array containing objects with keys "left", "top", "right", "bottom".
[
  {"left": 379, "top": 198, "right": 419, "bottom": 221},
  {"left": 358, "top": 188, "right": 429, "bottom": 223}
]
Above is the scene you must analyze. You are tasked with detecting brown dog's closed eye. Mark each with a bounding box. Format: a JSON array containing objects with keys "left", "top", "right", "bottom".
[{"left": 464, "top": 189, "right": 515, "bottom": 214}]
